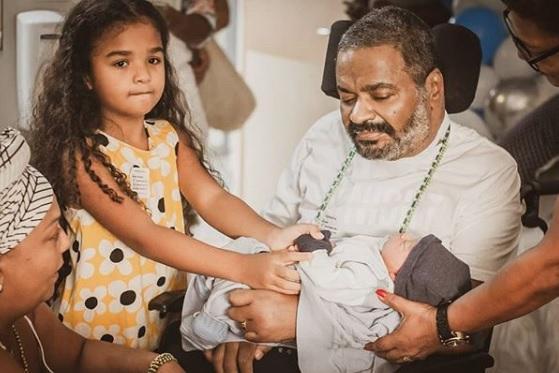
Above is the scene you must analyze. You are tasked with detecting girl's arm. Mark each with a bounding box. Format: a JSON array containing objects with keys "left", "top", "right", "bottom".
[
  {"left": 75, "top": 154, "right": 308, "bottom": 294},
  {"left": 176, "top": 132, "right": 319, "bottom": 250},
  {"left": 33, "top": 303, "right": 183, "bottom": 373}
]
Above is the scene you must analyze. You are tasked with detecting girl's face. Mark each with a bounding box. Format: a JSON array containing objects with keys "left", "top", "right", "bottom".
[
  {"left": 0, "top": 200, "right": 69, "bottom": 314},
  {"left": 88, "top": 21, "right": 166, "bottom": 122}
]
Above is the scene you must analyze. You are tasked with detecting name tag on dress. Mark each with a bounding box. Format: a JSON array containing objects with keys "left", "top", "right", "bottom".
[{"left": 129, "top": 166, "right": 150, "bottom": 199}]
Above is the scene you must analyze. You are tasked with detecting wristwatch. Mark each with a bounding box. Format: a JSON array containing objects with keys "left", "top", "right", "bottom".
[{"left": 436, "top": 302, "right": 471, "bottom": 347}]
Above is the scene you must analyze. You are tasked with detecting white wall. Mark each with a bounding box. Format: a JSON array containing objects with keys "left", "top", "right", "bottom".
[
  {"left": 0, "top": 0, "right": 73, "bottom": 130},
  {"left": 239, "top": 0, "right": 345, "bottom": 210},
  {"left": 0, "top": 0, "right": 347, "bottom": 214}
]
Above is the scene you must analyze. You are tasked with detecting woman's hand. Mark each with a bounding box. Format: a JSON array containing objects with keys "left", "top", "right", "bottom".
[
  {"left": 238, "top": 249, "right": 312, "bottom": 294},
  {"left": 264, "top": 224, "right": 323, "bottom": 251},
  {"left": 365, "top": 291, "right": 441, "bottom": 362}
]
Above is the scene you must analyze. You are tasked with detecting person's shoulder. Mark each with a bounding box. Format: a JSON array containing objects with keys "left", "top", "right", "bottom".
[
  {"left": 449, "top": 120, "right": 518, "bottom": 175},
  {"left": 303, "top": 110, "right": 345, "bottom": 144}
]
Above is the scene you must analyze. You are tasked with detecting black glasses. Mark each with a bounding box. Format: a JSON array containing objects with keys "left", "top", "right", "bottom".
[{"left": 503, "top": 8, "right": 559, "bottom": 71}]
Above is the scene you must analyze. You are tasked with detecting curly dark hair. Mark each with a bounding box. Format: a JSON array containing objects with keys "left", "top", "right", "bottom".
[
  {"left": 502, "top": 0, "right": 559, "bottom": 35},
  {"left": 29, "top": 0, "right": 215, "bottom": 225},
  {"left": 338, "top": 6, "right": 437, "bottom": 86}
]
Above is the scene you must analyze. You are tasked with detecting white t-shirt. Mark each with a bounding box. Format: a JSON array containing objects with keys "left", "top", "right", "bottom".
[{"left": 262, "top": 110, "right": 522, "bottom": 282}]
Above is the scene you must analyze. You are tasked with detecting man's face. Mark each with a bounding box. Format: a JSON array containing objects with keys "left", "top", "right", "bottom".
[
  {"left": 336, "top": 45, "right": 432, "bottom": 160},
  {"left": 507, "top": 10, "right": 559, "bottom": 86}
]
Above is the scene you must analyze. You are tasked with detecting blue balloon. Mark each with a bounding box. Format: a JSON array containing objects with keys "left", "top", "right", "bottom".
[{"left": 454, "top": 6, "right": 508, "bottom": 65}]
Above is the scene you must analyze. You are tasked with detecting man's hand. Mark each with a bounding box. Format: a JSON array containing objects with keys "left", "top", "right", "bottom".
[
  {"left": 204, "top": 343, "right": 272, "bottom": 373},
  {"left": 227, "top": 289, "right": 298, "bottom": 342},
  {"left": 365, "top": 291, "right": 441, "bottom": 362}
]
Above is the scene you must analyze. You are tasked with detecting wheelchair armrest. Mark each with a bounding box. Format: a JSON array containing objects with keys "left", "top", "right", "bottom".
[
  {"left": 148, "top": 289, "right": 186, "bottom": 317},
  {"left": 395, "top": 351, "right": 494, "bottom": 373}
]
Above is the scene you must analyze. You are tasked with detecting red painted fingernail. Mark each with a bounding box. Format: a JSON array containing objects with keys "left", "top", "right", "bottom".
[{"left": 376, "top": 289, "right": 387, "bottom": 298}]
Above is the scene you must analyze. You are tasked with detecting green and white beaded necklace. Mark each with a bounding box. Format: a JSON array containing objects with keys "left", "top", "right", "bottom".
[{"left": 315, "top": 125, "right": 451, "bottom": 234}]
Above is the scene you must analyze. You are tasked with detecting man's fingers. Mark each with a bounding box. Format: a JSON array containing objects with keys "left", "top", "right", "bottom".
[
  {"left": 254, "top": 345, "right": 272, "bottom": 360},
  {"left": 223, "top": 343, "right": 240, "bottom": 373},
  {"left": 227, "top": 304, "right": 251, "bottom": 322},
  {"left": 203, "top": 349, "right": 214, "bottom": 362},
  {"left": 244, "top": 331, "right": 259, "bottom": 342},
  {"left": 212, "top": 344, "right": 226, "bottom": 373},
  {"left": 277, "top": 265, "right": 301, "bottom": 283},
  {"left": 228, "top": 289, "right": 255, "bottom": 307},
  {"left": 237, "top": 342, "right": 256, "bottom": 373}
]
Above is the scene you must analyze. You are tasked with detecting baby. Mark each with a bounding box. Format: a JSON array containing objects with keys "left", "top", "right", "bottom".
[{"left": 180, "top": 233, "right": 471, "bottom": 373}]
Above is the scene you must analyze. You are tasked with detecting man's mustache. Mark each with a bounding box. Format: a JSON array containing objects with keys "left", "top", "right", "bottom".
[{"left": 348, "top": 120, "right": 396, "bottom": 138}]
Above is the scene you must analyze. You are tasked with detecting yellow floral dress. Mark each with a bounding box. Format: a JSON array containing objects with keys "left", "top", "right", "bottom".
[{"left": 56, "top": 120, "right": 186, "bottom": 350}]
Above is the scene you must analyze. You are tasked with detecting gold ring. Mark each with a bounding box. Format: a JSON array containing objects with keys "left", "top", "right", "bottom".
[
  {"left": 401, "top": 356, "right": 413, "bottom": 363},
  {"left": 240, "top": 320, "right": 247, "bottom": 330}
]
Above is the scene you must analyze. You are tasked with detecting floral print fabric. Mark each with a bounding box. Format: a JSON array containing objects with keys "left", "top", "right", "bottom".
[{"left": 56, "top": 120, "right": 186, "bottom": 350}]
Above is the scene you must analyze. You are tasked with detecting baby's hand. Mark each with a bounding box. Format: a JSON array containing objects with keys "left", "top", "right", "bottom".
[
  {"left": 239, "top": 249, "right": 312, "bottom": 294},
  {"left": 265, "top": 224, "right": 323, "bottom": 251},
  {"left": 381, "top": 233, "right": 417, "bottom": 280}
]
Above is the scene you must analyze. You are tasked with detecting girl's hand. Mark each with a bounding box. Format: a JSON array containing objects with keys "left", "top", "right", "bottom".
[
  {"left": 265, "top": 224, "right": 323, "bottom": 251},
  {"left": 239, "top": 249, "right": 312, "bottom": 294}
]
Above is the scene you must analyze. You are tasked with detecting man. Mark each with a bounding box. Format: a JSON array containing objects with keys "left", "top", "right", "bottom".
[
  {"left": 369, "top": 0, "right": 559, "bottom": 364},
  {"left": 200, "top": 6, "right": 522, "bottom": 372}
]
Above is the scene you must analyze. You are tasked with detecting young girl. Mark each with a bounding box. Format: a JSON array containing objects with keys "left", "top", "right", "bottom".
[{"left": 29, "top": 0, "right": 317, "bottom": 350}]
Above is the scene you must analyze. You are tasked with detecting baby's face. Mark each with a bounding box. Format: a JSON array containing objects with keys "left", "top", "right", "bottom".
[{"left": 381, "top": 234, "right": 417, "bottom": 280}]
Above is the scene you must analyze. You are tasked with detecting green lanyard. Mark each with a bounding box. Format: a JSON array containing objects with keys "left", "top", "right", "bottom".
[{"left": 315, "top": 125, "right": 451, "bottom": 233}]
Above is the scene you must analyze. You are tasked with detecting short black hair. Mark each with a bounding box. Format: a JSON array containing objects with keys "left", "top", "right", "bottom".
[
  {"left": 502, "top": 0, "right": 559, "bottom": 35},
  {"left": 338, "top": 6, "right": 437, "bottom": 86}
]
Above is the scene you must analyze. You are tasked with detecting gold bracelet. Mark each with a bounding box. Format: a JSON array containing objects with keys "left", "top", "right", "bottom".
[{"left": 147, "top": 353, "right": 177, "bottom": 373}]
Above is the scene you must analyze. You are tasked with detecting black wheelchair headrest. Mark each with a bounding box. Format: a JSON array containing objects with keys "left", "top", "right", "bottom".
[{"left": 321, "top": 21, "right": 482, "bottom": 114}]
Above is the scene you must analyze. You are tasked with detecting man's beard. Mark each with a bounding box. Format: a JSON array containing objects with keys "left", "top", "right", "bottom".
[{"left": 346, "top": 92, "right": 431, "bottom": 160}]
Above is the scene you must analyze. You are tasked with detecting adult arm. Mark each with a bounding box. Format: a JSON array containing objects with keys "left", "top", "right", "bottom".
[
  {"left": 449, "top": 198, "right": 559, "bottom": 330},
  {"left": 366, "top": 148, "right": 523, "bottom": 360},
  {"left": 368, "top": 199, "right": 559, "bottom": 361},
  {"left": 368, "top": 207, "right": 559, "bottom": 361},
  {"left": 32, "top": 303, "right": 183, "bottom": 373},
  {"left": 164, "top": 0, "right": 229, "bottom": 47}
]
